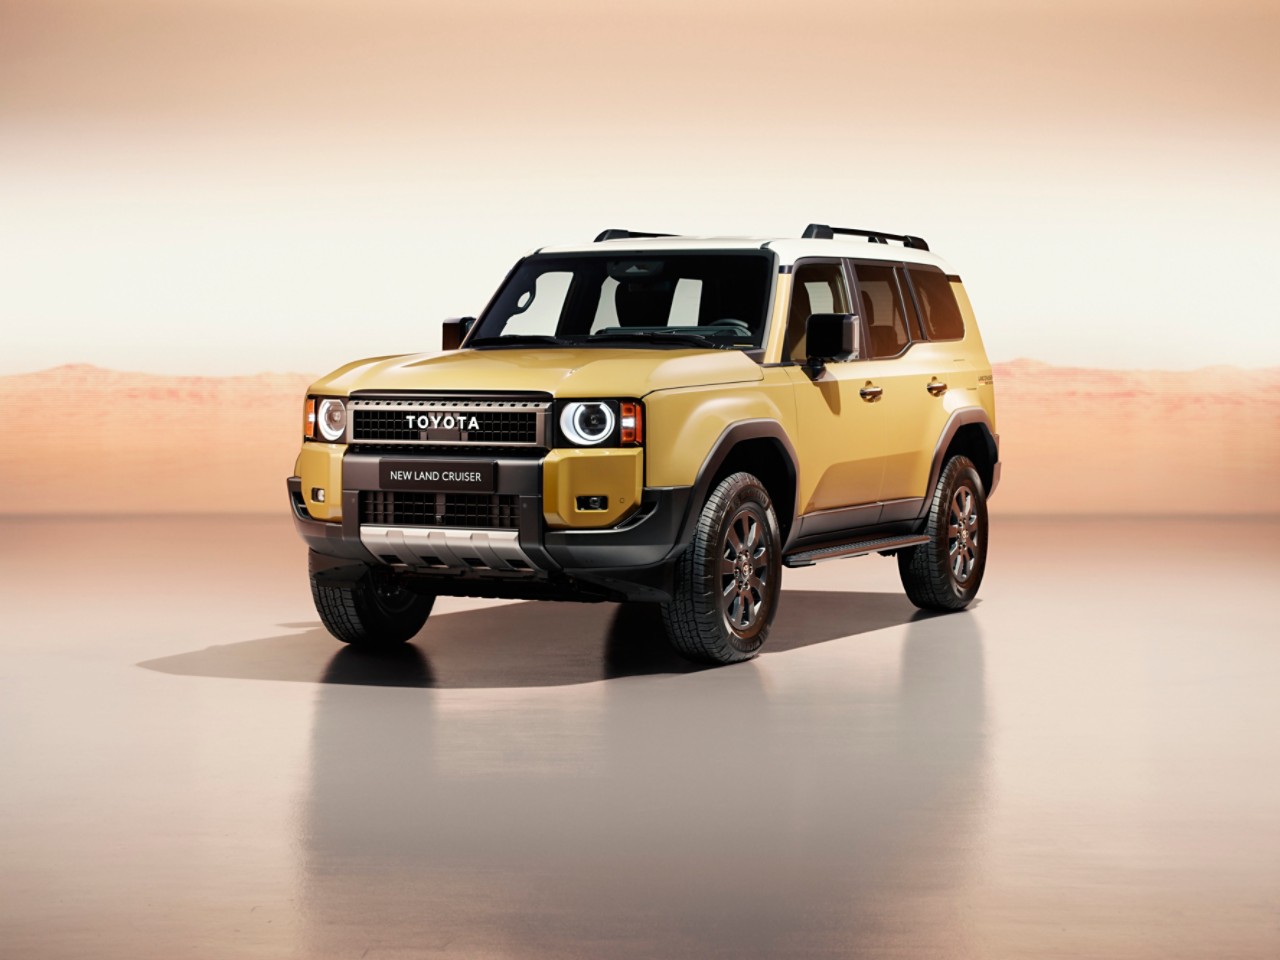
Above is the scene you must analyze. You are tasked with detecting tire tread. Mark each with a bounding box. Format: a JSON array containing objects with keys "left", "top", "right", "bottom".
[
  {"left": 659, "top": 472, "right": 779, "bottom": 665},
  {"left": 898, "top": 455, "right": 986, "bottom": 611},
  {"left": 309, "top": 564, "right": 433, "bottom": 647}
]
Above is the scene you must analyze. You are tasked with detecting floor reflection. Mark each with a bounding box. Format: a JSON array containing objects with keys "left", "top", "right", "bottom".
[
  {"left": 141, "top": 589, "right": 923, "bottom": 688},
  {"left": 299, "top": 609, "right": 987, "bottom": 958}
]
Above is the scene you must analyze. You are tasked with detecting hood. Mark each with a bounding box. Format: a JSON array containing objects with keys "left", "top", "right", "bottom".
[{"left": 308, "top": 347, "right": 764, "bottom": 398}]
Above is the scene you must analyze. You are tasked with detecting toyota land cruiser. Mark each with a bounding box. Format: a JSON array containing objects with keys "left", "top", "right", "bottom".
[{"left": 288, "top": 224, "right": 1000, "bottom": 664}]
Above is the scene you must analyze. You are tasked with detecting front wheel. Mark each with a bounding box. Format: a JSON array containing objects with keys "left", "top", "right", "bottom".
[
  {"left": 897, "top": 455, "right": 989, "bottom": 611},
  {"left": 310, "top": 556, "right": 435, "bottom": 648},
  {"left": 660, "top": 472, "right": 783, "bottom": 665}
]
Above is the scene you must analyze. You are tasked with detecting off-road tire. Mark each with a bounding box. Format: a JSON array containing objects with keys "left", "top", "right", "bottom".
[
  {"left": 660, "top": 472, "right": 783, "bottom": 665},
  {"left": 310, "top": 563, "right": 435, "bottom": 648},
  {"left": 898, "top": 455, "right": 988, "bottom": 611}
]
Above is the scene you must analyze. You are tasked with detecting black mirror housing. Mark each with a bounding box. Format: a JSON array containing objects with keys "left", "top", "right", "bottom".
[
  {"left": 441, "top": 316, "right": 475, "bottom": 351},
  {"left": 805, "top": 313, "right": 859, "bottom": 363}
]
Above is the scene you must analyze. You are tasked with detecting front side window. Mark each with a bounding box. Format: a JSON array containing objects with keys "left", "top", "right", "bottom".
[
  {"left": 908, "top": 267, "right": 965, "bottom": 341},
  {"left": 783, "top": 260, "right": 850, "bottom": 361},
  {"left": 470, "top": 253, "right": 773, "bottom": 349},
  {"left": 853, "top": 262, "right": 912, "bottom": 359}
]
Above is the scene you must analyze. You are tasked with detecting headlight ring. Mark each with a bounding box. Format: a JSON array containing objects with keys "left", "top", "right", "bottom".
[
  {"left": 316, "top": 398, "right": 347, "bottom": 442},
  {"left": 560, "top": 401, "right": 615, "bottom": 446}
]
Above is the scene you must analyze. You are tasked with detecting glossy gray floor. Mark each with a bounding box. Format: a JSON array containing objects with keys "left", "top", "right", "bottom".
[{"left": 1, "top": 516, "right": 1277, "bottom": 959}]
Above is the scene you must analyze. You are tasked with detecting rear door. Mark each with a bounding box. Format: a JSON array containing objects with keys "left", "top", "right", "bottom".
[{"left": 849, "top": 260, "right": 958, "bottom": 513}]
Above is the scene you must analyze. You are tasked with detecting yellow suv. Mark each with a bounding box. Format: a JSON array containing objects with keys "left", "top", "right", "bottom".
[{"left": 289, "top": 224, "right": 1000, "bottom": 664}]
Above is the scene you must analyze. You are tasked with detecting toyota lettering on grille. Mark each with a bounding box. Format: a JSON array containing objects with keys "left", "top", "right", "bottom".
[{"left": 405, "top": 413, "right": 482, "bottom": 431}]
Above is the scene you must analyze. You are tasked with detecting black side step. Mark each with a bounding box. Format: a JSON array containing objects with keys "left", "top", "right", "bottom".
[{"left": 783, "top": 534, "right": 929, "bottom": 568}]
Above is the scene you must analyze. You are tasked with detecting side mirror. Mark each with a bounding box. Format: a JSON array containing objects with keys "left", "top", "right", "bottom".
[
  {"left": 805, "top": 313, "right": 859, "bottom": 374},
  {"left": 441, "top": 316, "right": 475, "bottom": 351}
]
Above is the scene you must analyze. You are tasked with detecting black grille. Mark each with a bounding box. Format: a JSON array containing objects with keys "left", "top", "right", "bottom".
[
  {"left": 350, "top": 444, "right": 545, "bottom": 459},
  {"left": 360, "top": 491, "right": 520, "bottom": 529},
  {"left": 351, "top": 405, "right": 540, "bottom": 444}
]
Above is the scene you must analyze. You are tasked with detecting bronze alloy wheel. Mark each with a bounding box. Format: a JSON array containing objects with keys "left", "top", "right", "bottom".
[
  {"left": 373, "top": 578, "right": 422, "bottom": 615},
  {"left": 948, "top": 484, "right": 981, "bottom": 584},
  {"left": 720, "top": 504, "right": 773, "bottom": 635}
]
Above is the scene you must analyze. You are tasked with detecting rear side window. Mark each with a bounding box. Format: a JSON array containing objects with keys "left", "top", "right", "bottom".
[
  {"left": 852, "top": 262, "right": 911, "bottom": 359},
  {"left": 908, "top": 267, "right": 965, "bottom": 341}
]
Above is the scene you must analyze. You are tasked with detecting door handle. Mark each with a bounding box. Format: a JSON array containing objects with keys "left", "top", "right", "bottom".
[
  {"left": 926, "top": 380, "right": 948, "bottom": 397},
  {"left": 859, "top": 384, "right": 883, "bottom": 402}
]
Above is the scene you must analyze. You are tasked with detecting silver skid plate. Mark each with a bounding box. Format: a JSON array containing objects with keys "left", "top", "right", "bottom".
[{"left": 359, "top": 526, "right": 535, "bottom": 572}]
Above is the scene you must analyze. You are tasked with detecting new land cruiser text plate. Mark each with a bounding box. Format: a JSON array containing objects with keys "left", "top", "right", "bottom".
[{"left": 379, "top": 460, "right": 497, "bottom": 493}]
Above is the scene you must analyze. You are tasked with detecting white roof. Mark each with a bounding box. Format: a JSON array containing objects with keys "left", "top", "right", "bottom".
[{"left": 535, "top": 234, "right": 956, "bottom": 273}]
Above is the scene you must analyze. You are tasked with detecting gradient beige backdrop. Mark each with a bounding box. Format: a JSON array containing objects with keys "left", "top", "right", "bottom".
[{"left": 1, "top": 0, "right": 1278, "bottom": 513}]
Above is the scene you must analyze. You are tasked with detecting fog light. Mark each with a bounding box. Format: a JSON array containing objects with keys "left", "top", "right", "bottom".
[
  {"left": 311, "top": 487, "right": 326, "bottom": 503},
  {"left": 576, "top": 495, "right": 608, "bottom": 511}
]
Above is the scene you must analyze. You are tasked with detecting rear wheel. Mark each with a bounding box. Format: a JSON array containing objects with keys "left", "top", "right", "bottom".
[
  {"left": 897, "top": 455, "right": 988, "bottom": 611},
  {"left": 310, "top": 556, "right": 435, "bottom": 648},
  {"left": 660, "top": 472, "right": 782, "bottom": 664}
]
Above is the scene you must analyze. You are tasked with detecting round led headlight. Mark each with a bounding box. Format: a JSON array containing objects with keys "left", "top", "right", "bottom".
[
  {"left": 560, "top": 401, "right": 615, "bottom": 446},
  {"left": 316, "top": 398, "right": 347, "bottom": 442}
]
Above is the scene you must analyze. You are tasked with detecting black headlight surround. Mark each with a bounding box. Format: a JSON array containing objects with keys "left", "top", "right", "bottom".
[
  {"left": 304, "top": 395, "right": 349, "bottom": 443},
  {"left": 553, "top": 399, "right": 644, "bottom": 448}
]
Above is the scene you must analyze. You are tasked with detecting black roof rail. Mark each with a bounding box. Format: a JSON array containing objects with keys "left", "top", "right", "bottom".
[
  {"left": 802, "top": 223, "right": 929, "bottom": 252},
  {"left": 594, "top": 228, "right": 678, "bottom": 242}
]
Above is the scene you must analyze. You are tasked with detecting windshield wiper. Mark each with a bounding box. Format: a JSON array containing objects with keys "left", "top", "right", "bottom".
[
  {"left": 589, "top": 331, "right": 737, "bottom": 350},
  {"left": 468, "top": 334, "right": 568, "bottom": 347}
]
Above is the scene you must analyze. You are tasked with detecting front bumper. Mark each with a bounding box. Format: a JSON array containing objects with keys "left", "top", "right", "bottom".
[{"left": 288, "top": 464, "right": 693, "bottom": 602}]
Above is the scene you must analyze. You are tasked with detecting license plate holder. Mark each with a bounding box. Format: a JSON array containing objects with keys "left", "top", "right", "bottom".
[{"left": 379, "top": 460, "right": 497, "bottom": 493}]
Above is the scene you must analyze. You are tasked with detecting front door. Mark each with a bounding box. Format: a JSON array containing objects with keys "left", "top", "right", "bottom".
[{"left": 782, "top": 259, "right": 887, "bottom": 523}]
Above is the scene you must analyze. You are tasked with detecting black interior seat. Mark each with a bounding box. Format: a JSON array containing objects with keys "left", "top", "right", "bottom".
[
  {"left": 614, "top": 280, "right": 675, "bottom": 327},
  {"left": 864, "top": 289, "right": 899, "bottom": 358}
]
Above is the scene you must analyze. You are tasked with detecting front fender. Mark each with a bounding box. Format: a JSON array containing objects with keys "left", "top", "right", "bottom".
[{"left": 642, "top": 380, "right": 796, "bottom": 488}]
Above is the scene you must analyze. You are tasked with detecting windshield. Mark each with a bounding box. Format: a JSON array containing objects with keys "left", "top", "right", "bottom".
[{"left": 468, "top": 252, "right": 773, "bottom": 349}]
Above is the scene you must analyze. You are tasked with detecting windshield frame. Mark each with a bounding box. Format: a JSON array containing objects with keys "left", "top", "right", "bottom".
[{"left": 463, "top": 248, "right": 779, "bottom": 354}]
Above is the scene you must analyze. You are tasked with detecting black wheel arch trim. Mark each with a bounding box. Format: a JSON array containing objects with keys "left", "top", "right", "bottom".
[
  {"left": 675, "top": 419, "right": 801, "bottom": 552},
  {"left": 918, "top": 408, "right": 1000, "bottom": 521}
]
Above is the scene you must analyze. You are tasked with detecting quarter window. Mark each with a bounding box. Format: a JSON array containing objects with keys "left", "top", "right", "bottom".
[
  {"left": 908, "top": 267, "right": 965, "bottom": 341},
  {"left": 853, "top": 262, "right": 911, "bottom": 359}
]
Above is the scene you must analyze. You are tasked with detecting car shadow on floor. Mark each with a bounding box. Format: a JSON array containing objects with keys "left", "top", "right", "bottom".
[{"left": 139, "top": 589, "right": 932, "bottom": 689}]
